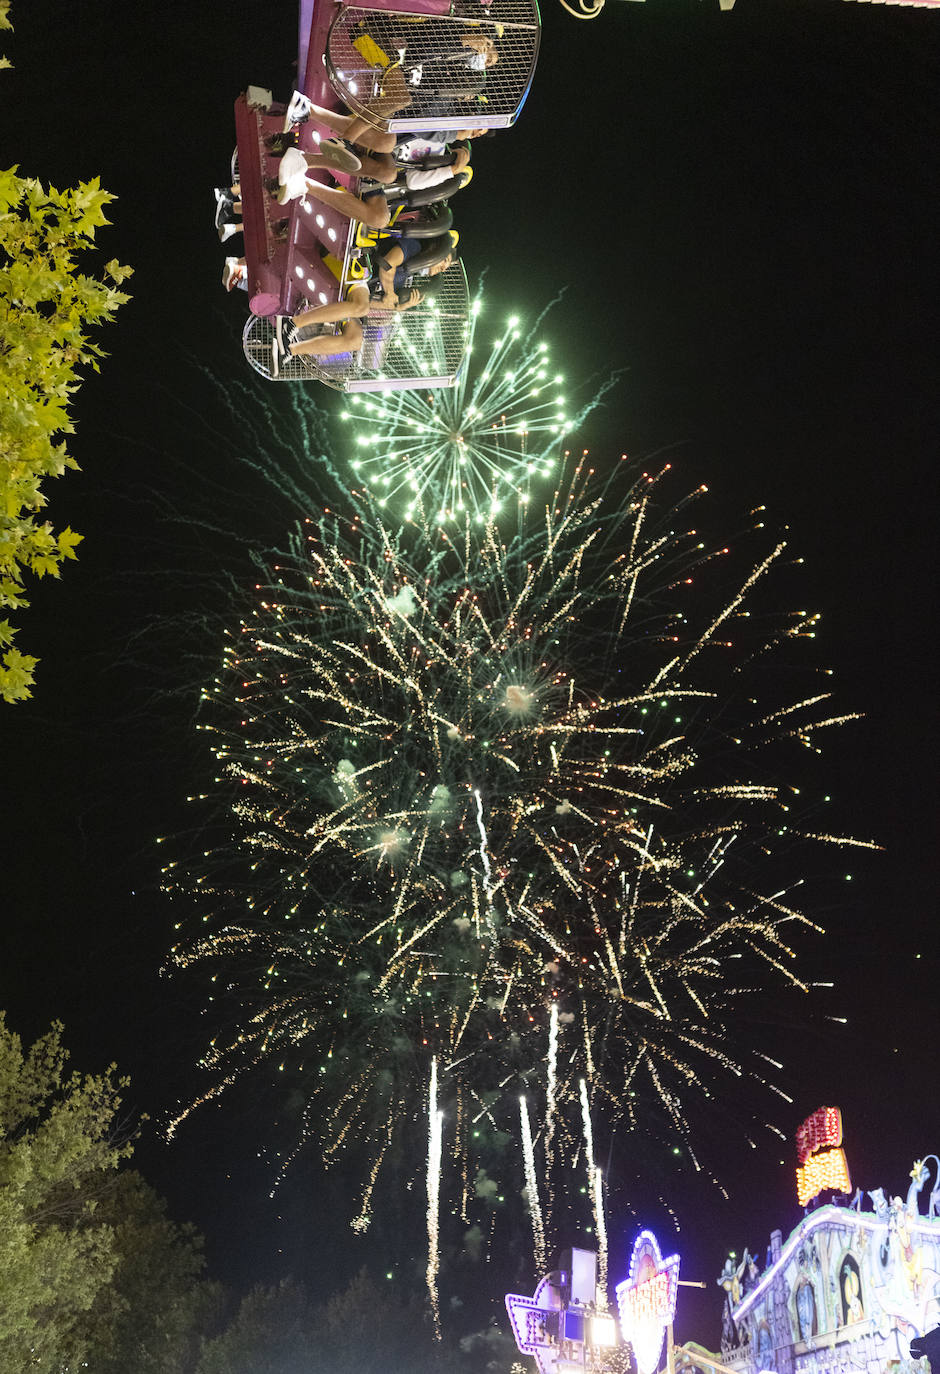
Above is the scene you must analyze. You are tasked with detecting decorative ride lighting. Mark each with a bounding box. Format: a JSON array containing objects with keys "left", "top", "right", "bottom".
[
  {"left": 615, "top": 1231, "right": 681, "bottom": 1374},
  {"left": 795, "top": 1106, "right": 852, "bottom": 1207},
  {"left": 507, "top": 1249, "right": 620, "bottom": 1374}
]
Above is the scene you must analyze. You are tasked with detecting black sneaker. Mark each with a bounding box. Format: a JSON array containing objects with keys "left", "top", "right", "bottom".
[
  {"left": 283, "top": 90, "right": 313, "bottom": 132},
  {"left": 272, "top": 316, "right": 296, "bottom": 376},
  {"left": 266, "top": 132, "right": 296, "bottom": 156}
]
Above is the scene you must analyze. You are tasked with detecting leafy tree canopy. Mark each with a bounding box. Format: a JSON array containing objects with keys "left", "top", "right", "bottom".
[
  {"left": 74, "top": 1170, "right": 226, "bottom": 1374},
  {"left": 0, "top": 1014, "right": 133, "bottom": 1373},
  {"left": 0, "top": 6, "right": 131, "bottom": 702},
  {"left": 195, "top": 1267, "right": 519, "bottom": 1374}
]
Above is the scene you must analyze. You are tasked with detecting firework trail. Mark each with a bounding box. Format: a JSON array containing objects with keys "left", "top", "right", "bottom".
[
  {"left": 166, "top": 456, "right": 874, "bottom": 1256},
  {"left": 520, "top": 1095, "right": 546, "bottom": 1273},
  {"left": 427, "top": 1058, "right": 443, "bottom": 1335},
  {"left": 593, "top": 1165, "right": 608, "bottom": 1302},
  {"left": 340, "top": 294, "right": 619, "bottom": 524}
]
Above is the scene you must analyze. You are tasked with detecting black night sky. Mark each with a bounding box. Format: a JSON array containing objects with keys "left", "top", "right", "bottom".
[{"left": 1, "top": 0, "right": 938, "bottom": 1348}]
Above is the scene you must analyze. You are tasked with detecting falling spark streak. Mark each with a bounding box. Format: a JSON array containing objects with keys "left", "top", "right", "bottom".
[
  {"left": 167, "top": 456, "right": 871, "bottom": 1261},
  {"left": 593, "top": 1165, "right": 608, "bottom": 1304},
  {"left": 427, "top": 1059, "right": 443, "bottom": 1337},
  {"left": 545, "top": 1001, "right": 559, "bottom": 1160},
  {"left": 520, "top": 1095, "right": 546, "bottom": 1273},
  {"left": 473, "top": 786, "right": 495, "bottom": 911}
]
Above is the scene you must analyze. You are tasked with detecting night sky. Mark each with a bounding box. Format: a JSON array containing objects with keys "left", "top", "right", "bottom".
[{"left": 2, "top": 0, "right": 938, "bottom": 1348}]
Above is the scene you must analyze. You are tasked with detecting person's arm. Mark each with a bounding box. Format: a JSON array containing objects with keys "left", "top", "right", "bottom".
[
  {"left": 394, "top": 287, "right": 424, "bottom": 312},
  {"left": 376, "top": 243, "right": 405, "bottom": 304},
  {"left": 404, "top": 145, "right": 470, "bottom": 190},
  {"left": 405, "top": 161, "right": 454, "bottom": 191}
]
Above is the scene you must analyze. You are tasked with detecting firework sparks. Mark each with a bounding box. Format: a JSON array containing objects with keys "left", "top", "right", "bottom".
[
  {"left": 167, "top": 456, "right": 874, "bottom": 1256},
  {"left": 340, "top": 295, "right": 618, "bottom": 524}
]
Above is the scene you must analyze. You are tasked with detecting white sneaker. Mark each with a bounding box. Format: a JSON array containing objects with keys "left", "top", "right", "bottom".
[
  {"left": 222, "top": 258, "right": 246, "bottom": 292},
  {"left": 277, "top": 147, "right": 309, "bottom": 203},
  {"left": 272, "top": 316, "right": 292, "bottom": 376},
  {"left": 278, "top": 146, "right": 308, "bottom": 185},
  {"left": 283, "top": 89, "right": 313, "bottom": 132}
]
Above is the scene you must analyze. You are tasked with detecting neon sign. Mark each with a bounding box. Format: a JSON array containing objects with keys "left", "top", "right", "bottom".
[
  {"left": 506, "top": 1272, "right": 566, "bottom": 1374},
  {"left": 795, "top": 1107, "right": 851, "bottom": 1206},
  {"left": 506, "top": 1257, "right": 618, "bottom": 1374},
  {"left": 615, "top": 1230, "right": 680, "bottom": 1374}
]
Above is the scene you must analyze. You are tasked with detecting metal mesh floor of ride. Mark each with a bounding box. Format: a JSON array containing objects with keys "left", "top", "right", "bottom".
[
  {"left": 242, "top": 264, "right": 470, "bottom": 392},
  {"left": 327, "top": 2, "right": 540, "bottom": 132}
]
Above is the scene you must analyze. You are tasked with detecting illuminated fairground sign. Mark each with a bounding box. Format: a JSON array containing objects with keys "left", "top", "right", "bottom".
[
  {"left": 506, "top": 1251, "right": 619, "bottom": 1374},
  {"left": 615, "top": 1230, "right": 681, "bottom": 1374},
  {"left": 506, "top": 1270, "right": 567, "bottom": 1374},
  {"left": 795, "top": 1106, "right": 851, "bottom": 1207}
]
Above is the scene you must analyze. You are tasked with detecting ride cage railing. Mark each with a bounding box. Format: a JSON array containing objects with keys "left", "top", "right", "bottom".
[
  {"left": 327, "top": 0, "right": 541, "bottom": 132},
  {"left": 242, "top": 259, "right": 471, "bottom": 391}
]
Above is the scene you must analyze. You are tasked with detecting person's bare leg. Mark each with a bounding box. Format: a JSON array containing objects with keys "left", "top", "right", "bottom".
[
  {"left": 300, "top": 101, "right": 397, "bottom": 155},
  {"left": 291, "top": 318, "right": 364, "bottom": 357},
  {"left": 344, "top": 68, "right": 411, "bottom": 144},
  {"left": 292, "top": 285, "right": 370, "bottom": 329},
  {"left": 356, "top": 151, "right": 398, "bottom": 184},
  {"left": 302, "top": 178, "right": 390, "bottom": 229}
]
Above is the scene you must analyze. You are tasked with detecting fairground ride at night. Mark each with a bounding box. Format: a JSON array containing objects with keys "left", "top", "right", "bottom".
[{"left": 233, "top": 0, "right": 540, "bottom": 392}]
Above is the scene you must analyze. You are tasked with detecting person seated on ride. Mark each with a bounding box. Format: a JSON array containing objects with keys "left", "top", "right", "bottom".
[
  {"left": 280, "top": 89, "right": 404, "bottom": 155},
  {"left": 273, "top": 142, "right": 363, "bottom": 204},
  {"left": 353, "top": 16, "right": 499, "bottom": 93},
  {"left": 371, "top": 231, "right": 456, "bottom": 309},
  {"left": 275, "top": 91, "right": 487, "bottom": 190},
  {"left": 390, "top": 142, "right": 475, "bottom": 200},
  {"left": 348, "top": 19, "right": 500, "bottom": 125},
  {"left": 271, "top": 266, "right": 447, "bottom": 372},
  {"left": 275, "top": 146, "right": 396, "bottom": 228},
  {"left": 277, "top": 172, "right": 453, "bottom": 237},
  {"left": 403, "top": 30, "right": 499, "bottom": 96}
]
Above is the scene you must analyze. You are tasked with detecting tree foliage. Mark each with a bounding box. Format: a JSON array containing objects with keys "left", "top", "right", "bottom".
[
  {"left": 194, "top": 1278, "right": 316, "bottom": 1374},
  {"left": 194, "top": 1268, "right": 517, "bottom": 1374},
  {"left": 0, "top": 2, "right": 10, "bottom": 72},
  {"left": 0, "top": 1014, "right": 133, "bottom": 1373},
  {"left": 75, "top": 1170, "right": 225, "bottom": 1374},
  {"left": 0, "top": 7, "right": 131, "bottom": 702},
  {"left": 194, "top": 1269, "right": 446, "bottom": 1374}
]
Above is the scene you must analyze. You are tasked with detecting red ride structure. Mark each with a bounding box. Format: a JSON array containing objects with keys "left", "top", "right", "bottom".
[{"left": 235, "top": 0, "right": 540, "bottom": 391}]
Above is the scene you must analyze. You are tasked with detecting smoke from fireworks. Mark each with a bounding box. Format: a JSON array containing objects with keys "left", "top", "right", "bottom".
[
  {"left": 340, "top": 295, "right": 618, "bottom": 524},
  {"left": 166, "top": 455, "right": 873, "bottom": 1256}
]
